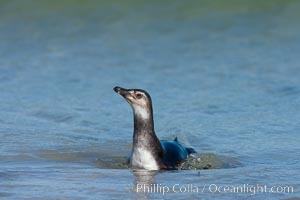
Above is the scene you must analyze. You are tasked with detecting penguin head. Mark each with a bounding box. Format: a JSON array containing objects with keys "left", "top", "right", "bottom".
[{"left": 114, "top": 86, "right": 153, "bottom": 120}]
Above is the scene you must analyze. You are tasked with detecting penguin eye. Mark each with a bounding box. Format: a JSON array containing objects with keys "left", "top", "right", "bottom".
[{"left": 136, "top": 93, "right": 143, "bottom": 99}]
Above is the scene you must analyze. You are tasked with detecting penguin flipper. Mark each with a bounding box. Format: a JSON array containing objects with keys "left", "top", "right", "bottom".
[{"left": 172, "top": 137, "right": 197, "bottom": 155}]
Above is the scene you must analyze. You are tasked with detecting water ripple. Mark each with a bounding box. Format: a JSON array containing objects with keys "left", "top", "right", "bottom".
[{"left": 31, "top": 110, "right": 76, "bottom": 123}]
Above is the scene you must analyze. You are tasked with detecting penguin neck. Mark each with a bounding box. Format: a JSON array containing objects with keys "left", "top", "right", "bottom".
[
  {"left": 133, "top": 111, "right": 155, "bottom": 136},
  {"left": 131, "top": 106, "right": 165, "bottom": 168},
  {"left": 131, "top": 103, "right": 163, "bottom": 151},
  {"left": 132, "top": 105, "right": 161, "bottom": 147}
]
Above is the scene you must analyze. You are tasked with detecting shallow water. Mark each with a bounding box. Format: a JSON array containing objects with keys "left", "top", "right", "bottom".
[{"left": 1, "top": 0, "right": 300, "bottom": 199}]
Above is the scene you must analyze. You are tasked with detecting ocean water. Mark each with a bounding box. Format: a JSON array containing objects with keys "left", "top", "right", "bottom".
[{"left": 0, "top": 1, "right": 300, "bottom": 199}]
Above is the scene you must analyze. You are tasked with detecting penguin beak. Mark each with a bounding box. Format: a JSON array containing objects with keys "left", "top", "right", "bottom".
[{"left": 114, "top": 86, "right": 130, "bottom": 97}]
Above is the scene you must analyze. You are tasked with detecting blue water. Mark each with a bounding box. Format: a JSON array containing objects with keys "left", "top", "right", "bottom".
[{"left": 1, "top": 1, "right": 300, "bottom": 199}]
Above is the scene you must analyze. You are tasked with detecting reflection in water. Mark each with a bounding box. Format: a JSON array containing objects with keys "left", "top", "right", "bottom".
[{"left": 132, "top": 170, "right": 158, "bottom": 200}]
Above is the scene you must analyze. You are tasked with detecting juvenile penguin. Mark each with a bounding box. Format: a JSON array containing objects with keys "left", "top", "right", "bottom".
[{"left": 113, "top": 86, "right": 196, "bottom": 170}]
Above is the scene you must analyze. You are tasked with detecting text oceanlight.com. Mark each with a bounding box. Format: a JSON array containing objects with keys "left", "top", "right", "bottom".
[{"left": 136, "top": 184, "right": 294, "bottom": 195}]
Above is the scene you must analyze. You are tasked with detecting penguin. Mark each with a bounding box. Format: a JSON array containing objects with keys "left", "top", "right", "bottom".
[{"left": 114, "top": 86, "right": 196, "bottom": 170}]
